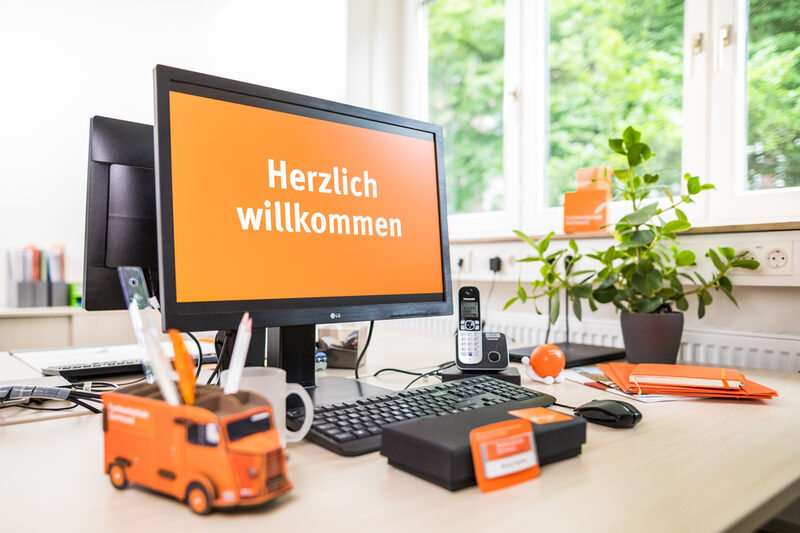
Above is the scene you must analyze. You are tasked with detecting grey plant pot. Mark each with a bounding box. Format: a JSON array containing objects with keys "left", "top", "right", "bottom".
[{"left": 620, "top": 311, "right": 684, "bottom": 364}]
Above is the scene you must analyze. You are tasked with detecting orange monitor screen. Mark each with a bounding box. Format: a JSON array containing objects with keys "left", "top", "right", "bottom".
[{"left": 168, "top": 90, "right": 444, "bottom": 303}]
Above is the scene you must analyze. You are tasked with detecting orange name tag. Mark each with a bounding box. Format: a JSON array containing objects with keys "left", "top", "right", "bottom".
[
  {"left": 508, "top": 407, "right": 572, "bottom": 425},
  {"left": 470, "top": 418, "right": 540, "bottom": 492}
]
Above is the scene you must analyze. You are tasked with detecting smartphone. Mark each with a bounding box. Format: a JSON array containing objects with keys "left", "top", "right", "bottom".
[{"left": 456, "top": 286, "right": 483, "bottom": 368}]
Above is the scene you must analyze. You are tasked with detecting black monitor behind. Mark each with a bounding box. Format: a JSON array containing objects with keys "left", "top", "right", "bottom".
[{"left": 83, "top": 116, "right": 159, "bottom": 310}]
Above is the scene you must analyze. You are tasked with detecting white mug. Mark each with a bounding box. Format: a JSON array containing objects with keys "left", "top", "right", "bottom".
[{"left": 221, "top": 367, "right": 313, "bottom": 447}]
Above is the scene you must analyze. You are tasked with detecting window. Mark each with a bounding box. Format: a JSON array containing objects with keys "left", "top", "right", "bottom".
[
  {"left": 744, "top": 0, "right": 800, "bottom": 192},
  {"left": 187, "top": 423, "right": 220, "bottom": 447},
  {"left": 547, "top": 1, "right": 684, "bottom": 207},
  {"left": 427, "top": 0, "right": 505, "bottom": 214},
  {"left": 420, "top": 0, "right": 800, "bottom": 236},
  {"left": 227, "top": 412, "right": 271, "bottom": 441}
]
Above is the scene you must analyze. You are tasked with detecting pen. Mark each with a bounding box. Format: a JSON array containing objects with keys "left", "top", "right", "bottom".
[
  {"left": 223, "top": 312, "right": 252, "bottom": 394},
  {"left": 168, "top": 330, "right": 196, "bottom": 405}
]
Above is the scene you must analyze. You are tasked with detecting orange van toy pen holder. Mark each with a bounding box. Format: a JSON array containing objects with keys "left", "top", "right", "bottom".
[{"left": 103, "top": 383, "right": 292, "bottom": 514}]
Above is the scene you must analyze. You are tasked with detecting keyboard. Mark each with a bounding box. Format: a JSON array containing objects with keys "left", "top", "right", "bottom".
[
  {"left": 288, "top": 375, "right": 555, "bottom": 456},
  {"left": 10, "top": 342, "right": 217, "bottom": 381}
]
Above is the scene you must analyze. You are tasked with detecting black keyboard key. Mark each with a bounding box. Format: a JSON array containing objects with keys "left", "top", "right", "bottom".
[{"left": 331, "top": 432, "right": 356, "bottom": 442}]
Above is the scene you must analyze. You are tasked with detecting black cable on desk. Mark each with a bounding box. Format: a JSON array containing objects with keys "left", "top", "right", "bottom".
[
  {"left": 403, "top": 362, "right": 455, "bottom": 390},
  {"left": 185, "top": 331, "right": 204, "bottom": 381},
  {"left": 353, "top": 321, "right": 375, "bottom": 380}
]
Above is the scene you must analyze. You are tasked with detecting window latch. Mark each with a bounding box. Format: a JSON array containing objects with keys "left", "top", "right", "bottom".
[{"left": 717, "top": 25, "right": 732, "bottom": 72}]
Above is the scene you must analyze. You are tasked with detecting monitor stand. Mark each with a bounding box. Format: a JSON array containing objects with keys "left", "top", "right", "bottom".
[{"left": 216, "top": 324, "right": 393, "bottom": 406}]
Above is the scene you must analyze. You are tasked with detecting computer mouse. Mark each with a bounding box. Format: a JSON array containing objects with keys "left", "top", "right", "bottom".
[{"left": 573, "top": 399, "right": 642, "bottom": 428}]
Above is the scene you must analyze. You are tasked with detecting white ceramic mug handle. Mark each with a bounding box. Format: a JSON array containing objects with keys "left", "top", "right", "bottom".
[{"left": 284, "top": 383, "right": 314, "bottom": 443}]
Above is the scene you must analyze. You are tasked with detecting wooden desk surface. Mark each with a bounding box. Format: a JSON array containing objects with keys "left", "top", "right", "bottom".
[{"left": 2, "top": 327, "right": 799, "bottom": 532}]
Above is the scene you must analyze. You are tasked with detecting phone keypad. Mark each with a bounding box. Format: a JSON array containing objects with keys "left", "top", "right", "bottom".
[{"left": 458, "top": 330, "right": 482, "bottom": 364}]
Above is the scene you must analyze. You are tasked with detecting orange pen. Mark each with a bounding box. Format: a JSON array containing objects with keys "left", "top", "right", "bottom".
[{"left": 168, "top": 329, "right": 196, "bottom": 405}]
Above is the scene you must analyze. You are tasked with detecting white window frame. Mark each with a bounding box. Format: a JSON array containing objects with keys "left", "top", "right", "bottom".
[{"left": 409, "top": 0, "right": 800, "bottom": 239}]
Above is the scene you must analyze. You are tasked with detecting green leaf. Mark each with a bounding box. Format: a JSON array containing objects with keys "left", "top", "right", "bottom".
[
  {"left": 675, "top": 208, "right": 687, "bottom": 222},
  {"left": 614, "top": 168, "right": 631, "bottom": 180},
  {"left": 588, "top": 296, "right": 598, "bottom": 312},
  {"left": 594, "top": 286, "right": 617, "bottom": 303},
  {"left": 731, "top": 259, "right": 759, "bottom": 270},
  {"left": 676, "top": 296, "right": 689, "bottom": 311},
  {"left": 694, "top": 272, "right": 708, "bottom": 285},
  {"left": 625, "top": 202, "right": 659, "bottom": 225},
  {"left": 569, "top": 239, "right": 578, "bottom": 253},
  {"left": 635, "top": 297, "right": 663, "bottom": 313},
  {"left": 608, "top": 138, "right": 626, "bottom": 154},
  {"left": 700, "top": 183, "right": 716, "bottom": 190},
  {"left": 687, "top": 175, "right": 701, "bottom": 194},
  {"left": 719, "top": 275, "right": 732, "bottom": 293},
  {"left": 622, "top": 126, "right": 641, "bottom": 149},
  {"left": 503, "top": 296, "right": 519, "bottom": 310},
  {"left": 572, "top": 284, "right": 593, "bottom": 298},
  {"left": 549, "top": 291, "right": 560, "bottom": 325},
  {"left": 603, "top": 246, "right": 615, "bottom": 264},
  {"left": 538, "top": 232, "right": 553, "bottom": 255},
  {"left": 662, "top": 187, "right": 674, "bottom": 203},
  {"left": 706, "top": 249, "right": 726, "bottom": 272},
  {"left": 701, "top": 290, "right": 713, "bottom": 305},
  {"left": 631, "top": 229, "right": 655, "bottom": 246},
  {"left": 675, "top": 250, "right": 696, "bottom": 266},
  {"left": 697, "top": 294, "right": 706, "bottom": 319},
  {"left": 517, "top": 257, "right": 538, "bottom": 262},
  {"left": 517, "top": 285, "right": 527, "bottom": 303},
  {"left": 513, "top": 229, "right": 537, "bottom": 249},
  {"left": 718, "top": 247, "right": 736, "bottom": 260},
  {"left": 669, "top": 275, "right": 682, "bottom": 293},
  {"left": 572, "top": 296, "right": 582, "bottom": 321},
  {"left": 643, "top": 173, "right": 659, "bottom": 184},
  {"left": 598, "top": 274, "right": 617, "bottom": 289},
  {"left": 645, "top": 269, "right": 663, "bottom": 293},
  {"left": 663, "top": 220, "right": 691, "bottom": 233}
]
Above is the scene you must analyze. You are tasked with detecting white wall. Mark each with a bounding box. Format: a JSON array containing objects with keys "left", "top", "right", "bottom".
[{"left": 0, "top": 0, "right": 348, "bottom": 304}]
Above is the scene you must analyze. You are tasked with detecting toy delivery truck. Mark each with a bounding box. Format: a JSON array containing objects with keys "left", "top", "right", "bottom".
[{"left": 103, "top": 383, "right": 292, "bottom": 514}]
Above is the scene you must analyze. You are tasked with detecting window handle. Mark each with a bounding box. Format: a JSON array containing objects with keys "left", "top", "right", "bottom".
[
  {"left": 690, "top": 33, "right": 703, "bottom": 76},
  {"left": 717, "top": 24, "right": 732, "bottom": 72}
]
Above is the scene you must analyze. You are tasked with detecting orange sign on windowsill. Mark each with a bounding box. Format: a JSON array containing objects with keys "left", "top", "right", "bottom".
[{"left": 563, "top": 166, "right": 613, "bottom": 233}]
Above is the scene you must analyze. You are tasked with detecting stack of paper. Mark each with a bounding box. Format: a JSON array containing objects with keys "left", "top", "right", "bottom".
[{"left": 597, "top": 362, "right": 778, "bottom": 400}]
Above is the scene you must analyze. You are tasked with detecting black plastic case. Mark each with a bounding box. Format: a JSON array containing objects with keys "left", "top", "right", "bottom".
[{"left": 380, "top": 399, "right": 586, "bottom": 491}]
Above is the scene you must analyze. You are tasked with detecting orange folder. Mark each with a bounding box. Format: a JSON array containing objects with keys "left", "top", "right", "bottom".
[
  {"left": 629, "top": 363, "right": 745, "bottom": 389},
  {"left": 597, "top": 362, "right": 777, "bottom": 399}
]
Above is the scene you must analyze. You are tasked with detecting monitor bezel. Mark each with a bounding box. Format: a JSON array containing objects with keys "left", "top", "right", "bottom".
[{"left": 153, "top": 65, "right": 453, "bottom": 332}]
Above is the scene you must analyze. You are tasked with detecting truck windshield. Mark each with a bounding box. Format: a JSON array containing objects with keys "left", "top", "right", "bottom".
[{"left": 227, "top": 411, "right": 271, "bottom": 441}]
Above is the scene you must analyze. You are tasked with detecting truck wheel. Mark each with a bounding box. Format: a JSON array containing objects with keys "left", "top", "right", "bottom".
[
  {"left": 186, "top": 483, "right": 212, "bottom": 515},
  {"left": 108, "top": 463, "right": 129, "bottom": 490}
]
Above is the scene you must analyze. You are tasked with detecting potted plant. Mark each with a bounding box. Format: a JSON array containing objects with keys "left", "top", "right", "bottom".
[{"left": 505, "top": 126, "right": 759, "bottom": 364}]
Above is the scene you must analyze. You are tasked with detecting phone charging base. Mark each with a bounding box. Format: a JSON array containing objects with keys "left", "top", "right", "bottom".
[{"left": 440, "top": 366, "right": 520, "bottom": 385}]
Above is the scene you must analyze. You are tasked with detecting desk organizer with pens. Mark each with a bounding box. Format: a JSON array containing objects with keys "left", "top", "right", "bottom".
[
  {"left": 105, "top": 266, "right": 292, "bottom": 514},
  {"left": 103, "top": 383, "right": 292, "bottom": 514}
]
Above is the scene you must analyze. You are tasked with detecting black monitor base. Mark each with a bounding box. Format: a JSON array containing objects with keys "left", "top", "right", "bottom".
[{"left": 215, "top": 324, "right": 391, "bottom": 405}]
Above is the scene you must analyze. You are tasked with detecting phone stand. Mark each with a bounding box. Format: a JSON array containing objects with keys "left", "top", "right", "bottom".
[{"left": 440, "top": 366, "right": 521, "bottom": 385}]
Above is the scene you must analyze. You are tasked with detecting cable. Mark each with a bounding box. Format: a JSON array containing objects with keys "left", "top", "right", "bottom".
[
  {"left": 403, "top": 362, "right": 455, "bottom": 389},
  {"left": 553, "top": 401, "right": 576, "bottom": 410},
  {"left": 353, "top": 321, "right": 375, "bottom": 380},
  {"left": 544, "top": 295, "right": 552, "bottom": 344},
  {"left": 185, "top": 331, "right": 204, "bottom": 381},
  {"left": 481, "top": 272, "right": 497, "bottom": 330},
  {"left": 206, "top": 333, "right": 231, "bottom": 386},
  {"left": 0, "top": 403, "right": 79, "bottom": 412},
  {"left": 372, "top": 361, "right": 454, "bottom": 378}
]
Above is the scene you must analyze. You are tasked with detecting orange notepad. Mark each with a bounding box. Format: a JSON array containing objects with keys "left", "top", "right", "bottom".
[
  {"left": 597, "top": 362, "right": 777, "bottom": 399},
  {"left": 629, "top": 364, "right": 745, "bottom": 389}
]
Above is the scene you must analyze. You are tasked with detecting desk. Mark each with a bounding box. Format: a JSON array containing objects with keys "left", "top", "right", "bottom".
[{"left": 2, "top": 327, "right": 799, "bottom": 532}]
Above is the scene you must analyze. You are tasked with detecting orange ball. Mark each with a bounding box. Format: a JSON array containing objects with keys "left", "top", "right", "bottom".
[{"left": 530, "top": 344, "right": 566, "bottom": 378}]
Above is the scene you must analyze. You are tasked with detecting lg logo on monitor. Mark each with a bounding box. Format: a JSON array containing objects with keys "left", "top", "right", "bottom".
[{"left": 330, "top": 312, "right": 342, "bottom": 320}]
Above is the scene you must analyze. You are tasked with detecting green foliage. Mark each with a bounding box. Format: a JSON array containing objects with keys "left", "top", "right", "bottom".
[
  {"left": 428, "top": 0, "right": 504, "bottom": 214},
  {"left": 506, "top": 127, "right": 760, "bottom": 320},
  {"left": 745, "top": 0, "right": 800, "bottom": 191},
  {"left": 547, "top": 0, "right": 684, "bottom": 206}
]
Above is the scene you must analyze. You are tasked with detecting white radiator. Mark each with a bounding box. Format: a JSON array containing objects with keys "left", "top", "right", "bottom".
[{"left": 387, "top": 312, "right": 800, "bottom": 372}]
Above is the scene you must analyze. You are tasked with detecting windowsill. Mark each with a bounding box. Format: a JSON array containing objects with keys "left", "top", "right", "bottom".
[{"left": 450, "top": 221, "right": 800, "bottom": 244}]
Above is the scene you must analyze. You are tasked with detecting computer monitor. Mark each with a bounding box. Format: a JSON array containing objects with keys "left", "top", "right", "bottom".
[
  {"left": 153, "top": 65, "right": 452, "bottom": 401},
  {"left": 83, "top": 116, "right": 159, "bottom": 310}
]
